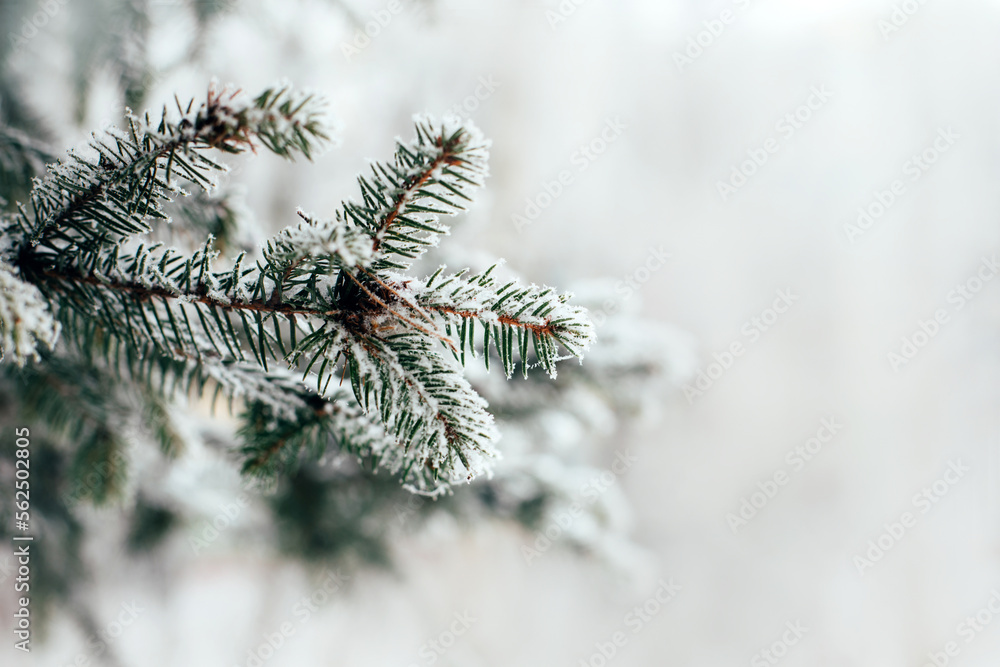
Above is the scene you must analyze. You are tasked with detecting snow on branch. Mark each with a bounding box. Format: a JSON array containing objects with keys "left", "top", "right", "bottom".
[
  {"left": 1, "top": 99, "right": 593, "bottom": 496},
  {"left": 7, "top": 81, "right": 331, "bottom": 264},
  {"left": 262, "top": 208, "right": 375, "bottom": 283},
  {"left": 330, "top": 327, "right": 499, "bottom": 495},
  {"left": 0, "top": 261, "right": 60, "bottom": 365},
  {"left": 343, "top": 115, "right": 490, "bottom": 270},
  {"left": 410, "top": 264, "right": 596, "bottom": 378}
]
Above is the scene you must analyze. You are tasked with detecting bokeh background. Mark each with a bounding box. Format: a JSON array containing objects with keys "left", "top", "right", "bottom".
[{"left": 3, "top": 0, "right": 1000, "bottom": 664}]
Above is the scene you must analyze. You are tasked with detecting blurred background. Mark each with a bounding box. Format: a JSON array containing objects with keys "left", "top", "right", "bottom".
[{"left": 2, "top": 0, "right": 1000, "bottom": 665}]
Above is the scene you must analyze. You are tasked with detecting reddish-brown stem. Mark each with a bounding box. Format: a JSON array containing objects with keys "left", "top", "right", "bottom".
[
  {"left": 371, "top": 136, "right": 462, "bottom": 252},
  {"left": 424, "top": 305, "right": 555, "bottom": 337}
]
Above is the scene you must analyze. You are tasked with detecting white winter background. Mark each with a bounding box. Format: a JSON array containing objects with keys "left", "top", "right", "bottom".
[{"left": 3, "top": 0, "right": 1000, "bottom": 665}]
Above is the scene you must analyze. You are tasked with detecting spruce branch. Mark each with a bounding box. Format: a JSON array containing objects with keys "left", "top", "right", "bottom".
[
  {"left": 1, "top": 95, "right": 594, "bottom": 496},
  {"left": 55, "top": 304, "right": 318, "bottom": 426},
  {"left": 327, "top": 327, "right": 499, "bottom": 494},
  {"left": 345, "top": 115, "right": 490, "bottom": 270},
  {"left": 238, "top": 387, "right": 399, "bottom": 482},
  {"left": 262, "top": 208, "right": 375, "bottom": 287},
  {"left": 410, "top": 264, "right": 596, "bottom": 378},
  {"left": 50, "top": 310, "right": 397, "bottom": 485},
  {"left": 7, "top": 81, "right": 329, "bottom": 267}
]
